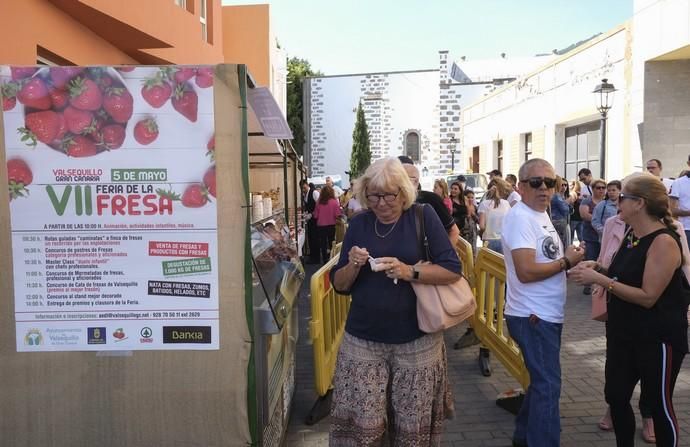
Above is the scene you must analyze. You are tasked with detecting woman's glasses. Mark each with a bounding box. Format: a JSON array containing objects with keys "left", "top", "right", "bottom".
[
  {"left": 594, "top": 185, "right": 606, "bottom": 190},
  {"left": 366, "top": 190, "right": 400, "bottom": 204},
  {"left": 520, "top": 177, "right": 557, "bottom": 189}
]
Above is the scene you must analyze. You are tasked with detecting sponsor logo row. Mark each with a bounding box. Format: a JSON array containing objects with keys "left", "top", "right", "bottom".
[{"left": 24, "top": 326, "right": 211, "bottom": 347}]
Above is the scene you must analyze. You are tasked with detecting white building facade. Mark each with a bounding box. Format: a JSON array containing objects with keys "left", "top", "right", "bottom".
[
  {"left": 304, "top": 52, "right": 552, "bottom": 185},
  {"left": 462, "top": 0, "right": 690, "bottom": 181}
]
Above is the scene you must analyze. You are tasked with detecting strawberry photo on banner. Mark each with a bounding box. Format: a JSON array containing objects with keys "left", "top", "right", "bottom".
[{"left": 1, "top": 65, "right": 219, "bottom": 352}]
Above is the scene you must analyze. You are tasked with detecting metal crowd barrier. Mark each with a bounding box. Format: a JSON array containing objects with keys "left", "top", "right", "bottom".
[
  {"left": 306, "top": 248, "right": 350, "bottom": 424},
  {"left": 472, "top": 247, "right": 529, "bottom": 389},
  {"left": 455, "top": 236, "right": 476, "bottom": 291}
]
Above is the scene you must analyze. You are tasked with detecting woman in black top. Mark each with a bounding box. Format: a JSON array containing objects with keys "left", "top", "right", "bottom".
[
  {"left": 449, "top": 181, "right": 468, "bottom": 234},
  {"left": 570, "top": 175, "right": 688, "bottom": 447}
]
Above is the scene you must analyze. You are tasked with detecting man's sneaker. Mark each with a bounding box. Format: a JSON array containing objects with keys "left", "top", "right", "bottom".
[{"left": 453, "top": 328, "right": 480, "bottom": 349}]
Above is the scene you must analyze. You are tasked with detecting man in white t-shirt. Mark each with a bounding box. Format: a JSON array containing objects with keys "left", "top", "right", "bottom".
[
  {"left": 578, "top": 167, "right": 593, "bottom": 199},
  {"left": 646, "top": 158, "right": 674, "bottom": 193},
  {"left": 501, "top": 158, "right": 584, "bottom": 447},
  {"left": 670, "top": 156, "right": 690, "bottom": 242}
]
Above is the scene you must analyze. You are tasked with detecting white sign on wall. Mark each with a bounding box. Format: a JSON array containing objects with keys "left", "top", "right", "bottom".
[{"left": 2, "top": 65, "right": 220, "bottom": 351}]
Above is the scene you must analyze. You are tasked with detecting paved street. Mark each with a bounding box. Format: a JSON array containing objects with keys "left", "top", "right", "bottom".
[{"left": 287, "top": 266, "right": 690, "bottom": 446}]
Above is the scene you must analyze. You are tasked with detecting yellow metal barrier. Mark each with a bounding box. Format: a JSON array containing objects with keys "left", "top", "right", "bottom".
[
  {"left": 335, "top": 220, "right": 347, "bottom": 244},
  {"left": 308, "top": 253, "right": 351, "bottom": 397},
  {"left": 330, "top": 241, "right": 343, "bottom": 260},
  {"left": 472, "top": 247, "right": 530, "bottom": 389},
  {"left": 455, "top": 236, "right": 475, "bottom": 289}
]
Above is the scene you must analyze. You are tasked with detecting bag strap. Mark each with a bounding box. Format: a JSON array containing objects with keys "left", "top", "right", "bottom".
[{"left": 414, "top": 204, "right": 431, "bottom": 262}]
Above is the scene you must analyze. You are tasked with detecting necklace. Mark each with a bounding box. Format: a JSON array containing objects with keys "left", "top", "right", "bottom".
[
  {"left": 374, "top": 217, "right": 399, "bottom": 238},
  {"left": 626, "top": 232, "right": 640, "bottom": 249}
]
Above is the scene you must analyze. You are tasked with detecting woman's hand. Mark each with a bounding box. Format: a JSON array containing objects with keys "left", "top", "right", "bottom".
[
  {"left": 568, "top": 263, "right": 606, "bottom": 286},
  {"left": 577, "top": 260, "right": 599, "bottom": 270},
  {"left": 348, "top": 246, "right": 370, "bottom": 268},
  {"left": 375, "top": 256, "right": 413, "bottom": 282}
]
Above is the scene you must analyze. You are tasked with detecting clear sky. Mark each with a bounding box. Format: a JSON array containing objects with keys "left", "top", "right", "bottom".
[{"left": 222, "top": 0, "right": 633, "bottom": 75}]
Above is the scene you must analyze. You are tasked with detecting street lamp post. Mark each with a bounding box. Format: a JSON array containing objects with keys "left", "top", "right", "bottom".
[
  {"left": 593, "top": 78, "right": 616, "bottom": 179},
  {"left": 449, "top": 136, "right": 458, "bottom": 173}
]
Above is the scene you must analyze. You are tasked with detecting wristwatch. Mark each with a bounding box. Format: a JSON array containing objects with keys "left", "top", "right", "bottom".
[{"left": 412, "top": 265, "right": 420, "bottom": 281}]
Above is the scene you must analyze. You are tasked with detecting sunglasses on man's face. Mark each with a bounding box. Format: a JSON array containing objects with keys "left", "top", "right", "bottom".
[{"left": 520, "top": 177, "right": 557, "bottom": 189}]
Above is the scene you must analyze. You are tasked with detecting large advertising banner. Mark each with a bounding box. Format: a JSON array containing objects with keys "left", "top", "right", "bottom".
[{"left": 1, "top": 65, "right": 219, "bottom": 351}]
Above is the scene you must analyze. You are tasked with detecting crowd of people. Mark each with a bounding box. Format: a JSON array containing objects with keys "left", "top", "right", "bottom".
[{"left": 300, "top": 156, "right": 689, "bottom": 447}]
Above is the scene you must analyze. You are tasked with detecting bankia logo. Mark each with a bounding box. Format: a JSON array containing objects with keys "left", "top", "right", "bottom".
[
  {"left": 87, "top": 327, "right": 107, "bottom": 344},
  {"left": 162, "top": 326, "right": 211, "bottom": 344}
]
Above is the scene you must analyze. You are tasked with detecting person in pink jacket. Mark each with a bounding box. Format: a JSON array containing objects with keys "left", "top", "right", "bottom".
[{"left": 313, "top": 185, "right": 342, "bottom": 263}]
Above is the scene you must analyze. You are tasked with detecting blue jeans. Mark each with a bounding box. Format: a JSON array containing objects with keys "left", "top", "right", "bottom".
[
  {"left": 486, "top": 239, "right": 503, "bottom": 254},
  {"left": 506, "top": 315, "right": 563, "bottom": 447}
]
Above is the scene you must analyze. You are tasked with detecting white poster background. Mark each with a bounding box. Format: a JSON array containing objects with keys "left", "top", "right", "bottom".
[{"left": 1, "top": 65, "right": 220, "bottom": 351}]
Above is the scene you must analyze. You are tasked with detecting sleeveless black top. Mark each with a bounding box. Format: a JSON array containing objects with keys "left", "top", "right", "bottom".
[{"left": 607, "top": 228, "right": 689, "bottom": 353}]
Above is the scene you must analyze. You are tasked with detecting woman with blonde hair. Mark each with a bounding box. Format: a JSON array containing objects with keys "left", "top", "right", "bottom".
[
  {"left": 478, "top": 178, "right": 511, "bottom": 254},
  {"left": 434, "top": 178, "right": 453, "bottom": 212},
  {"left": 329, "top": 157, "right": 461, "bottom": 444},
  {"left": 570, "top": 175, "right": 689, "bottom": 446}
]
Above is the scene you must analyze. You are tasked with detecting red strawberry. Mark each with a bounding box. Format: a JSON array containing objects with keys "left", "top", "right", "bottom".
[
  {"left": 63, "top": 106, "right": 95, "bottom": 134},
  {"left": 100, "top": 124, "right": 126, "bottom": 150},
  {"left": 53, "top": 113, "right": 68, "bottom": 142},
  {"left": 63, "top": 135, "right": 98, "bottom": 157},
  {"left": 1, "top": 82, "right": 18, "bottom": 111},
  {"left": 203, "top": 166, "right": 216, "bottom": 198},
  {"left": 10, "top": 67, "right": 37, "bottom": 80},
  {"left": 68, "top": 77, "right": 103, "bottom": 111},
  {"left": 181, "top": 184, "right": 209, "bottom": 207},
  {"left": 7, "top": 158, "right": 33, "bottom": 200},
  {"left": 195, "top": 67, "right": 213, "bottom": 88},
  {"left": 102, "top": 87, "right": 133, "bottom": 123},
  {"left": 117, "top": 66, "right": 135, "bottom": 73},
  {"left": 49, "top": 88, "right": 69, "bottom": 110},
  {"left": 49, "top": 67, "right": 84, "bottom": 89},
  {"left": 19, "top": 110, "right": 61, "bottom": 147},
  {"left": 174, "top": 67, "right": 197, "bottom": 83},
  {"left": 133, "top": 118, "right": 158, "bottom": 145},
  {"left": 17, "top": 78, "right": 51, "bottom": 110},
  {"left": 87, "top": 114, "right": 106, "bottom": 141},
  {"left": 141, "top": 75, "right": 172, "bottom": 108},
  {"left": 171, "top": 83, "right": 198, "bottom": 122}
]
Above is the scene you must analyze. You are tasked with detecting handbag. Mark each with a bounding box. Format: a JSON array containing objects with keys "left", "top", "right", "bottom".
[
  {"left": 412, "top": 204, "right": 476, "bottom": 333},
  {"left": 591, "top": 285, "right": 608, "bottom": 321},
  {"left": 591, "top": 227, "right": 630, "bottom": 321}
]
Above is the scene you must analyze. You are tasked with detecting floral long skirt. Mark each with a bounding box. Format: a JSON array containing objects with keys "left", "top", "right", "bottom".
[{"left": 329, "top": 332, "right": 453, "bottom": 446}]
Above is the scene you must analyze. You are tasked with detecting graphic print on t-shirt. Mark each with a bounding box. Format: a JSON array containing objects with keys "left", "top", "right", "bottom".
[{"left": 540, "top": 226, "right": 561, "bottom": 260}]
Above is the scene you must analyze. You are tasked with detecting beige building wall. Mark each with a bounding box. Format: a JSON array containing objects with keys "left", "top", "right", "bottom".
[{"left": 461, "top": 24, "right": 633, "bottom": 180}]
